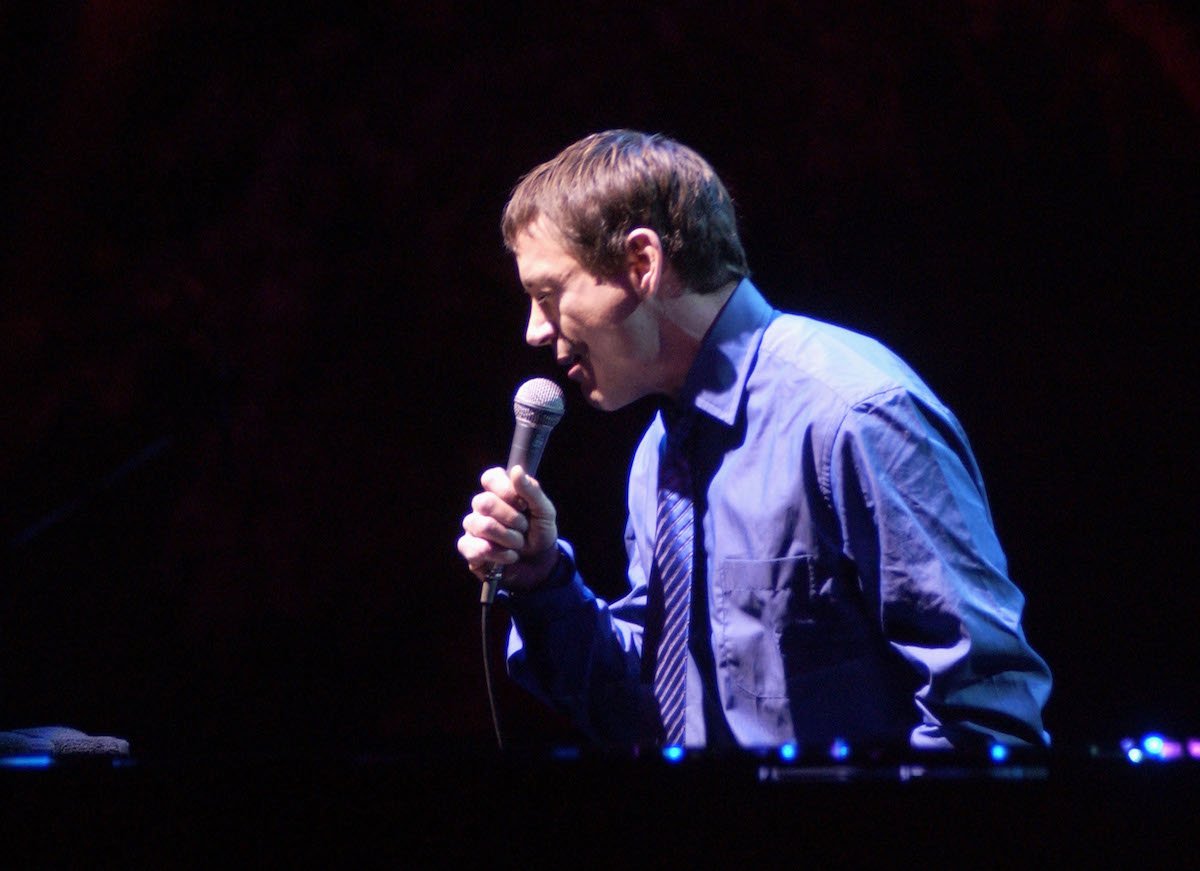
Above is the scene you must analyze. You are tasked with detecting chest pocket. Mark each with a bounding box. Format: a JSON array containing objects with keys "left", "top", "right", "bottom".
[{"left": 714, "top": 555, "right": 872, "bottom": 700}]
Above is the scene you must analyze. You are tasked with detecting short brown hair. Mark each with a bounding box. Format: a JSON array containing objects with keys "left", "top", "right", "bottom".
[{"left": 502, "top": 130, "right": 750, "bottom": 294}]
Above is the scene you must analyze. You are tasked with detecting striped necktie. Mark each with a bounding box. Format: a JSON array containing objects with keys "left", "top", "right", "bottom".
[{"left": 652, "top": 412, "right": 694, "bottom": 746}]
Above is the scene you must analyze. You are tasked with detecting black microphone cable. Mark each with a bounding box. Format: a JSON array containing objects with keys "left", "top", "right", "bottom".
[
  {"left": 477, "top": 378, "right": 565, "bottom": 751},
  {"left": 481, "top": 594, "right": 505, "bottom": 750}
]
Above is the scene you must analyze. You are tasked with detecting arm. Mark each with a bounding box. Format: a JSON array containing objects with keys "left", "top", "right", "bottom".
[
  {"left": 457, "top": 464, "right": 656, "bottom": 744},
  {"left": 505, "top": 530, "right": 658, "bottom": 745},
  {"left": 829, "top": 388, "right": 1052, "bottom": 750}
]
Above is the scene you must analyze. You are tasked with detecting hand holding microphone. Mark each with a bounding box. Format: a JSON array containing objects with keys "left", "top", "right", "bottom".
[{"left": 458, "top": 378, "right": 565, "bottom": 603}]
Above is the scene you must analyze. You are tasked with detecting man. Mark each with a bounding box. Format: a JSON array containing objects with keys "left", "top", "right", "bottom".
[{"left": 458, "top": 130, "right": 1050, "bottom": 752}]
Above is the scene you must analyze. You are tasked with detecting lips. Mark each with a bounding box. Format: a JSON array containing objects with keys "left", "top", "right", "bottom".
[{"left": 559, "top": 349, "right": 587, "bottom": 381}]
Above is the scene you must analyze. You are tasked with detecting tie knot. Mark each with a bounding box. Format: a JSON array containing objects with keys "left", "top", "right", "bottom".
[
  {"left": 659, "top": 408, "right": 693, "bottom": 496},
  {"left": 662, "top": 404, "right": 694, "bottom": 449}
]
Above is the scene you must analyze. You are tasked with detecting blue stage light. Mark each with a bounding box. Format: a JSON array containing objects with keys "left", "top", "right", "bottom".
[
  {"left": 1126, "top": 747, "right": 1144, "bottom": 764},
  {"left": 990, "top": 744, "right": 1009, "bottom": 762},
  {"left": 0, "top": 755, "right": 52, "bottom": 769},
  {"left": 830, "top": 738, "right": 850, "bottom": 760},
  {"left": 779, "top": 743, "right": 797, "bottom": 761},
  {"left": 662, "top": 745, "right": 685, "bottom": 763},
  {"left": 1141, "top": 734, "right": 1165, "bottom": 758}
]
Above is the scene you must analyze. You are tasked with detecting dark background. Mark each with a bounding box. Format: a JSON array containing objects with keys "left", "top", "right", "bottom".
[{"left": 1, "top": 2, "right": 1196, "bottom": 757}]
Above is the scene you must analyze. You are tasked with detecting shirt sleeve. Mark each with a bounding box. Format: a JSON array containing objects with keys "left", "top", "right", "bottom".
[
  {"left": 505, "top": 535, "right": 659, "bottom": 745},
  {"left": 828, "top": 387, "right": 1052, "bottom": 749}
]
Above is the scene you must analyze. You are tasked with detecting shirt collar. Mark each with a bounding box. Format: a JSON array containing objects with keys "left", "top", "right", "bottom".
[{"left": 674, "top": 279, "right": 776, "bottom": 428}]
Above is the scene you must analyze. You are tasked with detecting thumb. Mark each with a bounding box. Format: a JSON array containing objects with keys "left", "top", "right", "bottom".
[{"left": 510, "top": 465, "right": 554, "bottom": 520}]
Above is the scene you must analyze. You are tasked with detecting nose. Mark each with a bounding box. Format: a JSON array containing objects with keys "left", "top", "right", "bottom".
[{"left": 525, "top": 300, "right": 555, "bottom": 347}]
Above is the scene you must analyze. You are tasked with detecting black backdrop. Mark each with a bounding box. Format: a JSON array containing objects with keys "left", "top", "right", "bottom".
[{"left": 2, "top": 2, "right": 1197, "bottom": 757}]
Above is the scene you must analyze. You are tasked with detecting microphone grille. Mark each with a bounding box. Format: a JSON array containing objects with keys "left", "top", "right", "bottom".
[{"left": 513, "top": 377, "right": 565, "bottom": 428}]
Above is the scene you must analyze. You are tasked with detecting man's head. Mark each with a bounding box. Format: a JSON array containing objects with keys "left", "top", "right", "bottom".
[
  {"left": 502, "top": 130, "right": 749, "bottom": 296},
  {"left": 504, "top": 131, "right": 749, "bottom": 411}
]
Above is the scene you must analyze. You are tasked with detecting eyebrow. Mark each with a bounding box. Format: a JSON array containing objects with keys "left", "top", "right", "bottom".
[{"left": 521, "top": 272, "right": 567, "bottom": 295}]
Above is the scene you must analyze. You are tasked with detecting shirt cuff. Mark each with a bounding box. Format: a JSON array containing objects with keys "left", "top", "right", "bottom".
[{"left": 503, "top": 541, "right": 595, "bottom": 619}]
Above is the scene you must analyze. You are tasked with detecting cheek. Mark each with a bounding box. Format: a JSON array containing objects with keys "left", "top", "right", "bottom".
[{"left": 562, "top": 294, "right": 645, "bottom": 363}]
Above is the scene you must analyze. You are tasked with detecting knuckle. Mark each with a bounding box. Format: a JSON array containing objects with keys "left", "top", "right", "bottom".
[{"left": 457, "top": 536, "right": 479, "bottom": 561}]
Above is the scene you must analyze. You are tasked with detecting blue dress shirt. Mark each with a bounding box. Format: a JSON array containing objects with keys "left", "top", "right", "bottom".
[{"left": 507, "top": 280, "right": 1051, "bottom": 751}]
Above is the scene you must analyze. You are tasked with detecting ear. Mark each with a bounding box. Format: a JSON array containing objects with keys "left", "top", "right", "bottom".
[{"left": 624, "top": 227, "right": 664, "bottom": 300}]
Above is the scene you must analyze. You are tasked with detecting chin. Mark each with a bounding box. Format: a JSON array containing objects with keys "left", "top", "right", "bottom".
[
  {"left": 580, "top": 383, "right": 613, "bottom": 411},
  {"left": 585, "top": 391, "right": 613, "bottom": 411},
  {"left": 580, "top": 372, "right": 642, "bottom": 411},
  {"left": 587, "top": 387, "right": 638, "bottom": 412}
]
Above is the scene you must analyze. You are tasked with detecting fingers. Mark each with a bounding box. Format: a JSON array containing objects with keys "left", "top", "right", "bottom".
[
  {"left": 461, "top": 507, "right": 524, "bottom": 551},
  {"left": 457, "top": 465, "right": 560, "bottom": 586},
  {"left": 456, "top": 531, "right": 518, "bottom": 578},
  {"left": 457, "top": 466, "right": 532, "bottom": 578},
  {"left": 469, "top": 490, "right": 529, "bottom": 535},
  {"left": 459, "top": 500, "right": 525, "bottom": 577},
  {"left": 481, "top": 466, "right": 519, "bottom": 504}
]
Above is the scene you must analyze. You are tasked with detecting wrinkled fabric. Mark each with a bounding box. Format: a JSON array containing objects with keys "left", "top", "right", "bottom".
[{"left": 507, "top": 280, "right": 1051, "bottom": 751}]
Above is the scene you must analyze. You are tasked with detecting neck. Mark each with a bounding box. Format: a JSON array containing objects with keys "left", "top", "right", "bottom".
[{"left": 653, "top": 280, "right": 738, "bottom": 400}]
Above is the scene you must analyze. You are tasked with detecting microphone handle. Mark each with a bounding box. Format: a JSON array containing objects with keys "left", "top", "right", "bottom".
[
  {"left": 481, "top": 419, "right": 551, "bottom": 605},
  {"left": 506, "top": 419, "right": 549, "bottom": 478}
]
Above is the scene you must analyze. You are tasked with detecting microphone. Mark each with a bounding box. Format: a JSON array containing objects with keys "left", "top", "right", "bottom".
[{"left": 480, "top": 377, "right": 565, "bottom": 605}]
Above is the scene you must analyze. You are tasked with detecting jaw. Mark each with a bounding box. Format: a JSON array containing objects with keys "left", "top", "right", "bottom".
[{"left": 578, "top": 365, "right": 654, "bottom": 412}]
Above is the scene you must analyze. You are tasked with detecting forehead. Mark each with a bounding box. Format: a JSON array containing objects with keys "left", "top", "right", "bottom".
[{"left": 512, "top": 217, "right": 582, "bottom": 288}]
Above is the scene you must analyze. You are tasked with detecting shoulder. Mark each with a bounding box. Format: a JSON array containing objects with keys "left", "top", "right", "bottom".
[{"left": 755, "top": 313, "right": 942, "bottom": 415}]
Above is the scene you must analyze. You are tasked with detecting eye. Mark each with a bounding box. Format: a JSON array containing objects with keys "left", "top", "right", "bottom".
[{"left": 526, "top": 282, "right": 559, "bottom": 307}]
